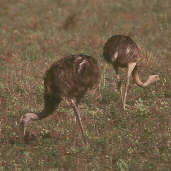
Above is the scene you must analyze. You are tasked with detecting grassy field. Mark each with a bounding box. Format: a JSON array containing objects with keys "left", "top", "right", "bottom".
[{"left": 0, "top": 0, "right": 170, "bottom": 170}]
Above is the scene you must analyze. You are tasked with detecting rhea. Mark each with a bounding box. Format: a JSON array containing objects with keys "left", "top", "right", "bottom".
[
  {"left": 103, "top": 35, "right": 160, "bottom": 110},
  {"left": 20, "top": 54, "right": 101, "bottom": 143}
]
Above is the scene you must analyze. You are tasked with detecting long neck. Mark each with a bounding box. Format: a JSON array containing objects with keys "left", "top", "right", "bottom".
[
  {"left": 21, "top": 92, "right": 61, "bottom": 136},
  {"left": 38, "top": 94, "right": 61, "bottom": 119},
  {"left": 132, "top": 66, "right": 156, "bottom": 88}
]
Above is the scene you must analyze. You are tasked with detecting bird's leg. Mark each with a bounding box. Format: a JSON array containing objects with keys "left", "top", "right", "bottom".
[
  {"left": 114, "top": 66, "right": 123, "bottom": 104},
  {"left": 93, "top": 78, "right": 102, "bottom": 101},
  {"left": 123, "top": 62, "right": 136, "bottom": 110},
  {"left": 69, "top": 99, "right": 87, "bottom": 144},
  {"left": 117, "top": 74, "right": 124, "bottom": 105},
  {"left": 63, "top": 97, "right": 71, "bottom": 107}
]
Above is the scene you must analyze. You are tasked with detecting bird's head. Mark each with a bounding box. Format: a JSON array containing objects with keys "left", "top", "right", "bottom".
[
  {"left": 148, "top": 75, "right": 160, "bottom": 82},
  {"left": 19, "top": 113, "right": 39, "bottom": 136}
]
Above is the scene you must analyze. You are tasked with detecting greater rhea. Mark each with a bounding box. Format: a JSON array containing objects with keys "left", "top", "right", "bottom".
[
  {"left": 20, "top": 54, "right": 101, "bottom": 143},
  {"left": 103, "top": 35, "right": 160, "bottom": 110}
]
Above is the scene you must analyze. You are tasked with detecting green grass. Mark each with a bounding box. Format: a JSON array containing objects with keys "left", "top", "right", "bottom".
[{"left": 0, "top": 0, "right": 170, "bottom": 170}]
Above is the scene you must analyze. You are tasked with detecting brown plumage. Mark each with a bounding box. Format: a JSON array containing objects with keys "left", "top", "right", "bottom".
[
  {"left": 20, "top": 54, "right": 101, "bottom": 143},
  {"left": 103, "top": 35, "right": 160, "bottom": 110}
]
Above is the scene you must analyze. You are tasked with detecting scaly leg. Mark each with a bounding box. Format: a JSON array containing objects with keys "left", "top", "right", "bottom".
[
  {"left": 117, "top": 74, "right": 124, "bottom": 105},
  {"left": 114, "top": 66, "right": 123, "bottom": 105},
  {"left": 69, "top": 99, "right": 87, "bottom": 144},
  {"left": 123, "top": 63, "right": 136, "bottom": 110},
  {"left": 93, "top": 77, "right": 102, "bottom": 101}
]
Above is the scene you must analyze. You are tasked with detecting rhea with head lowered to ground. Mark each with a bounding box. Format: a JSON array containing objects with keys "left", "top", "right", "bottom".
[
  {"left": 20, "top": 54, "right": 101, "bottom": 143},
  {"left": 103, "top": 35, "right": 160, "bottom": 110}
]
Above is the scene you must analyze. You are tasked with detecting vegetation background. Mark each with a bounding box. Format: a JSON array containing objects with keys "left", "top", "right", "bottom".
[{"left": 0, "top": 0, "right": 170, "bottom": 170}]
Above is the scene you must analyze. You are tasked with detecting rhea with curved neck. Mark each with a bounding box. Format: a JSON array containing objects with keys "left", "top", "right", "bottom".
[
  {"left": 20, "top": 54, "right": 101, "bottom": 144},
  {"left": 103, "top": 35, "right": 160, "bottom": 110}
]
